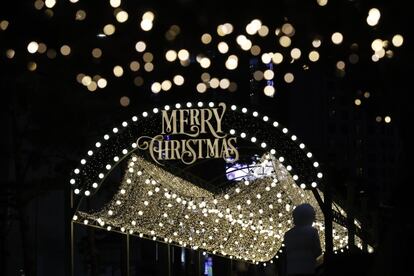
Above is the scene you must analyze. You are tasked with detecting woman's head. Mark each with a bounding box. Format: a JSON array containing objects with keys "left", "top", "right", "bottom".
[{"left": 292, "top": 203, "right": 316, "bottom": 226}]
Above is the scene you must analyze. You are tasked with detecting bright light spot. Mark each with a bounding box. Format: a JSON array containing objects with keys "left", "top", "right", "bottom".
[
  {"left": 264, "top": 86, "right": 275, "bottom": 97},
  {"left": 27, "top": 41, "right": 39, "bottom": 54},
  {"left": 200, "top": 57, "right": 211, "bottom": 68},
  {"left": 336, "top": 61, "right": 345, "bottom": 70},
  {"left": 371, "top": 39, "right": 383, "bottom": 51},
  {"left": 116, "top": 11, "right": 128, "bottom": 23},
  {"left": 264, "top": 70, "right": 274, "bottom": 80},
  {"left": 113, "top": 66, "right": 124, "bottom": 77},
  {"left": 392, "top": 34, "right": 404, "bottom": 47},
  {"left": 161, "top": 80, "right": 172, "bottom": 91},
  {"left": 309, "top": 51, "right": 320, "bottom": 62},
  {"left": 354, "top": 99, "right": 361, "bottom": 106},
  {"left": 258, "top": 25, "right": 269, "bottom": 37},
  {"left": 225, "top": 55, "right": 238, "bottom": 70},
  {"left": 45, "top": 0, "right": 56, "bottom": 8},
  {"left": 279, "top": 36, "right": 291, "bottom": 47},
  {"left": 367, "top": 8, "right": 381, "bottom": 26},
  {"left": 261, "top": 53, "right": 271, "bottom": 64},
  {"left": 140, "top": 19, "right": 153, "bottom": 31},
  {"left": 218, "top": 42, "right": 229, "bottom": 54},
  {"left": 103, "top": 24, "right": 116, "bottom": 36},
  {"left": 201, "top": 33, "right": 212, "bottom": 44},
  {"left": 290, "top": 48, "right": 301, "bottom": 59},
  {"left": 384, "top": 116, "right": 391, "bottom": 123},
  {"left": 178, "top": 49, "right": 189, "bottom": 60},
  {"left": 281, "top": 23, "right": 295, "bottom": 36},
  {"left": 144, "top": 63, "right": 154, "bottom": 72},
  {"left": 284, "top": 73, "right": 294, "bottom": 83},
  {"left": 97, "top": 78, "right": 107, "bottom": 88},
  {"left": 81, "top": 76, "right": 92, "bottom": 86},
  {"left": 110, "top": 0, "right": 121, "bottom": 8},
  {"left": 317, "top": 0, "right": 328, "bottom": 7},
  {"left": 142, "top": 11, "right": 155, "bottom": 21},
  {"left": 331, "top": 32, "right": 343, "bottom": 45},
  {"left": 151, "top": 82, "right": 161, "bottom": 93},
  {"left": 135, "top": 41, "right": 146, "bottom": 52},
  {"left": 0, "top": 20, "right": 9, "bottom": 31},
  {"left": 272, "top": 52, "right": 283, "bottom": 64},
  {"left": 165, "top": 50, "right": 177, "bottom": 62},
  {"left": 219, "top": 79, "right": 230, "bottom": 89},
  {"left": 196, "top": 83, "right": 207, "bottom": 93},
  {"left": 60, "top": 45, "right": 71, "bottom": 56},
  {"left": 209, "top": 78, "right": 219, "bottom": 88},
  {"left": 312, "top": 39, "right": 321, "bottom": 48},
  {"left": 173, "top": 75, "right": 184, "bottom": 86}
]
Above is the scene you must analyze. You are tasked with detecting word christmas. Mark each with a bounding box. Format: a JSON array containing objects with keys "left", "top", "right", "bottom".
[{"left": 137, "top": 103, "right": 239, "bottom": 164}]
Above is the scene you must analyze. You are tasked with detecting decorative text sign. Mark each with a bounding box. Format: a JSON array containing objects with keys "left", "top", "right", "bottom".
[{"left": 137, "top": 103, "right": 239, "bottom": 164}]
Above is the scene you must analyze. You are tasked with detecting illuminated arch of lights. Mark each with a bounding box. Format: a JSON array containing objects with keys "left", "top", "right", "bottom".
[{"left": 69, "top": 102, "right": 369, "bottom": 265}]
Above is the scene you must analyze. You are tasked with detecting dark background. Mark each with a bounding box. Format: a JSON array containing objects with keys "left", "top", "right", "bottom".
[{"left": 1, "top": 0, "right": 412, "bottom": 275}]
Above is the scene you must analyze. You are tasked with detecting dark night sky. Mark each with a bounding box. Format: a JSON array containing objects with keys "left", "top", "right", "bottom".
[{"left": 1, "top": 0, "right": 413, "bottom": 275}]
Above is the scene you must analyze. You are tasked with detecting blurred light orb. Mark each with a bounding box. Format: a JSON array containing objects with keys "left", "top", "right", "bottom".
[
  {"left": 279, "top": 36, "right": 291, "bottom": 47},
  {"left": 371, "top": 39, "right": 383, "bottom": 51},
  {"left": 331, "top": 32, "right": 343, "bottom": 44},
  {"left": 367, "top": 8, "right": 381, "bottom": 26},
  {"left": 309, "top": 51, "right": 320, "bottom": 62},
  {"left": 264, "top": 86, "right": 275, "bottom": 97},
  {"left": 201, "top": 33, "right": 212, "bottom": 44},
  {"left": 317, "top": 0, "right": 328, "bottom": 6},
  {"left": 225, "top": 55, "right": 238, "bottom": 70},
  {"left": 173, "top": 75, "right": 184, "bottom": 86},
  {"left": 45, "top": 0, "right": 56, "bottom": 8},
  {"left": 218, "top": 42, "right": 229, "bottom": 54},
  {"left": 196, "top": 83, "right": 207, "bottom": 93},
  {"left": 264, "top": 70, "right": 274, "bottom": 80},
  {"left": 60, "top": 45, "right": 71, "bottom": 56},
  {"left": 261, "top": 53, "right": 272, "bottom": 64},
  {"left": 97, "top": 78, "right": 107, "bottom": 88},
  {"left": 151, "top": 82, "right": 161, "bottom": 93},
  {"left": 116, "top": 11, "right": 128, "bottom": 23},
  {"left": 141, "top": 19, "right": 153, "bottom": 31},
  {"left": 258, "top": 25, "right": 269, "bottom": 37},
  {"left": 272, "top": 52, "right": 283, "bottom": 64},
  {"left": 129, "top": 61, "right": 140, "bottom": 71},
  {"left": 120, "top": 96, "right": 130, "bottom": 107},
  {"left": 110, "top": 0, "right": 121, "bottom": 8},
  {"left": 103, "top": 24, "right": 116, "bottom": 35},
  {"left": 281, "top": 23, "right": 295, "bottom": 36},
  {"left": 392, "top": 34, "right": 403, "bottom": 47},
  {"left": 161, "top": 80, "right": 172, "bottom": 91},
  {"left": 219, "top": 79, "right": 230, "bottom": 89},
  {"left": 209, "top": 78, "right": 219, "bottom": 89},
  {"left": 178, "top": 49, "right": 189, "bottom": 61},
  {"left": 142, "top": 11, "right": 155, "bottom": 21},
  {"left": 200, "top": 57, "right": 211, "bottom": 68},
  {"left": 312, "top": 39, "right": 321, "bottom": 48},
  {"left": 384, "top": 116, "right": 391, "bottom": 123},
  {"left": 92, "top": 48, "right": 102, "bottom": 58},
  {"left": 113, "top": 65, "right": 124, "bottom": 77},
  {"left": 135, "top": 41, "right": 146, "bottom": 52},
  {"left": 165, "top": 50, "right": 177, "bottom": 62},
  {"left": 284, "top": 73, "right": 294, "bottom": 83},
  {"left": 290, "top": 48, "right": 301, "bottom": 59},
  {"left": 27, "top": 41, "right": 39, "bottom": 54}
]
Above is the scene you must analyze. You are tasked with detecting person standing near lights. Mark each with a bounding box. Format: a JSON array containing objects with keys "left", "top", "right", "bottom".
[{"left": 283, "top": 203, "right": 323, "bottom": 276}]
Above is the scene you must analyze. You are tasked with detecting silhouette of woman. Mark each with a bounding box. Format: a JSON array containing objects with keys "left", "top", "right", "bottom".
[{"left": 283, "top": 203, "right": 322, "bottom": 276}]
